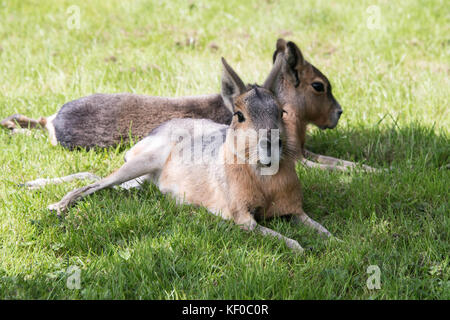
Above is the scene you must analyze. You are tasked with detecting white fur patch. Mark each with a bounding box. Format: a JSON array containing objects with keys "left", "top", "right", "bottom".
[{"left": 46, "top": 114, "right": 57, "bottom": 146}]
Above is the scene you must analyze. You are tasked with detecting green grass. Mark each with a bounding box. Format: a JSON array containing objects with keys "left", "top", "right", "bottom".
[{"left": 0, "top": 0, "right": 448, "bottom": 299}]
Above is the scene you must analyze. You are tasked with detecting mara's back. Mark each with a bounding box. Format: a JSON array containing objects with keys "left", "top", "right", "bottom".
[{"left": 53, "top": 93, "right": 232, "bottom": 149}]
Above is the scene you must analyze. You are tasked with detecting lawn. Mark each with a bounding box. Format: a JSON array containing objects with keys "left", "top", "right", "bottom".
[{"left": 0, "top": 0, "right": 448, "bottom": 299}]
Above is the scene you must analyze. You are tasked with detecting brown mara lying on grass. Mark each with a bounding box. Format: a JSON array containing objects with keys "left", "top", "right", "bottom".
[
  {"left": 1, "top": 38, "right": 379, "bottom": 172},
  {"left": 32, "top": 57, "right": 335, "bottom": 253}
]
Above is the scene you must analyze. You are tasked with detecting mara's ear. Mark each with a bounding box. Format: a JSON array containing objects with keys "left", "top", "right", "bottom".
[
  {"left": 263, "top": 50, "right": 283, "bottom": 92},
  {"left": 221, "top": 57, "right": 246, "bottom": 113},
  {"left": 272, "top": 38, "right": 287, "bottom": 63},
  {"left": 283, "top": 41, "right": 305, "bottom": 88}
]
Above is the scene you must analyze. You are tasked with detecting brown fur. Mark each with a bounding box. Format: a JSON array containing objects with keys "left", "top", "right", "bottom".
[
  {"left": 223, "top": 153, "right": 303, "bottom": 223},
  {"left": 221, "top": 86, "right": 305, "bottom": 225},
  {"left": 270, "top": 39, "right": 342, "bottom": 154}
]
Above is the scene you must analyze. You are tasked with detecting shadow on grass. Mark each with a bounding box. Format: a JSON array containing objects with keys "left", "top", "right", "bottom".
[
  {"left": 3, "top": 122, "right": 448, "bottom": 299},
  {"left": 305, "top": 122, "right": 449, "bottom": 169}
]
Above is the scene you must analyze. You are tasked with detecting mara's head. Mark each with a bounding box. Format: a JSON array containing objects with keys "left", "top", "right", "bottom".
[
  {"left": 270, "top": 38, "right": 342, "bottom": 130},
  {"left": 221, "top": 57, "right": 287, "bottom": 170}
]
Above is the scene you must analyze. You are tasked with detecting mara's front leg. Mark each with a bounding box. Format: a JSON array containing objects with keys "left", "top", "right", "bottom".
[
  {"left": 303, "top": 149, "right": 379, "bottom": 172},
  {"left": 234, "top": 211, "right": 304, "bottom": 253},
  {"left": 290, "top": 212, "right": 332, "bottom": 238},
  {"left": 271, "top": 190, "right": 333, "bottom": 238},
  {"left": 48, "top": 153, "right": 158, "bottom": 216},
  {"left": 300, "top": 157, "right": 347, "bottom": 171}
]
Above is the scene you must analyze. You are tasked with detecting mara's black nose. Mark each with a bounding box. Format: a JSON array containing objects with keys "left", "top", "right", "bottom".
[
  {"left": 259, "top": 139, "right": 271, "bottom": 157},
  {"left": 337, "top": 110, "right": 343, "bottom": 116}
]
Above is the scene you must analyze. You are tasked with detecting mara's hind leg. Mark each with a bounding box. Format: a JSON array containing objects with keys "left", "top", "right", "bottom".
[
  {"left": 30, "top": 127, "right": 168, "bottom": 194},
  {"left": 21, "top": 172, "right": 100, "bottom": 189},
  {"left": 1, "top": 114, "right": 46, "bottom": 130},
  {"left": 22, "top": 171, "right": 148, "bottom": 191},
  {"left": 1, "top": 113, "right": 54, "bottom": 144},
  {"left": 47, "top": 153, "right": 161, "bottom": 216},
  {"left": 116, "top": 133, "right": 169, "bottom": 190},
  {"left": 118, "top": 175, "right": 152, "bottom": 190}
]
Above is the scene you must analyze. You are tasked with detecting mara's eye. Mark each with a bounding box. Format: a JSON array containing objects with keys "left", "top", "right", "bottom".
[
  {"left": 282, "top": 109, "right": 288, "bottom": 117},
  {"left": 311, "top": 82, "right": 325, "bottom": 92},
  {"left": 234, "top": 111, "right": 245, "bottom": 122}
]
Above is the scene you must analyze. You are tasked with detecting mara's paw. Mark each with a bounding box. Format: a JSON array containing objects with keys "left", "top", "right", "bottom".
[
  {"left": 329, "top": 236, "right": 343, "bottom": 243},
  {"left": 286, "top": 239, "right": 304, "bottom": 254},
  {"left": 361, "top": 164, "right": 391, "bottom": 173},
  {"left": 0, "top": 119, "right": 16, "bottom": 130},
  {"left": 359, "top": 164, "right": 377, "bottom": 172},
  {"left": 47, "top": 201, "right": 68, "bottom": 216}
]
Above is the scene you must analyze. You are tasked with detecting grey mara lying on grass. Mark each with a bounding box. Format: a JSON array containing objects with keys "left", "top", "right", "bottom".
[
  {"left": 1, "top": 39, "right": 378, "bottom": 172},
  {"left": 38, "top": 57, "right": 334, "bottom": 253}
]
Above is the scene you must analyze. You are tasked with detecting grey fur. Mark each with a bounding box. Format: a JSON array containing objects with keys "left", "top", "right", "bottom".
[
  {"left": 53, "top": 93, "right": 232, "bottom": 149},
  {"left": 246, "top": 87, "right": 281, "bottom": 131}
]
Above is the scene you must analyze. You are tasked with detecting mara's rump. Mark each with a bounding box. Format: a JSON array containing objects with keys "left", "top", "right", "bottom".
[{"left": 52, "top": 93, "right": 231, "bottom": 149}]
